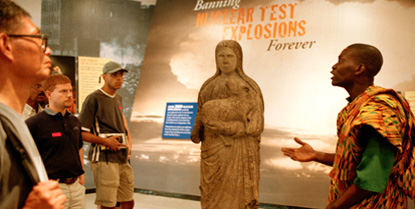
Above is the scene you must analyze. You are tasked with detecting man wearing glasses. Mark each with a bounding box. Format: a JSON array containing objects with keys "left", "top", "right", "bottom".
[{"left": 0, "top": 0, "right": 66, "bottom": 209}]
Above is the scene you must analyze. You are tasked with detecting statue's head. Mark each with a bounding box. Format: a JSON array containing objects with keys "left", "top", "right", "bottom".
[{"left": 215, "top": 40, "right": 243, "bottom": 75}]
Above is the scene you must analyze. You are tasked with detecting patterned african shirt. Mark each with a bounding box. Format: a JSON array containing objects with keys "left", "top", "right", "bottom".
[{"left": 328, "top": 86, "right": 415, "bottom": 208}]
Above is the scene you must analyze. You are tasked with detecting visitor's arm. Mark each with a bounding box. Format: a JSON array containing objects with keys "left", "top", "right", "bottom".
[
  {"left": 122, "top": 114, "right": 132, "bottom": 158},
  {"left": 314, "top": 151, "right": 335, "bottom": 166},
  {"left": 81, "top": 131, "right": 122, "bottom": 151},
  {"left": 326, "top": 184, "right": 374, "bottom": 209},
  {"left": 327, "top": 126, "right": 396, "bottom": 208},
  {"left": 78, "top": 148, "right": 85, "bottom": 185}
]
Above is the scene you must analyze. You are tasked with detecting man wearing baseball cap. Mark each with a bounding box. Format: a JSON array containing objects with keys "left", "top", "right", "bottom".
[{"left": 79, "top": 61, "right": 134, "bottom": 209}]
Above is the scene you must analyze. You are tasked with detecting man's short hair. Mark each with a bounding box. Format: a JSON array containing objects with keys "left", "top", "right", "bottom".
[
  {"left": 43, "top": 74, "right": 71, "bottom": 92},
  {"left": 0, "top": 0, "right": 31, "bottom": 33},
  {"left": 347, "top": 43, "right": 383, "bottom": 77}
]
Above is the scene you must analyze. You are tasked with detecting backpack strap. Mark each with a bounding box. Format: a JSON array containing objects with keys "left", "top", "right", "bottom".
[{"left": 0, "top": 115, "right": 40, "bottom": 184}]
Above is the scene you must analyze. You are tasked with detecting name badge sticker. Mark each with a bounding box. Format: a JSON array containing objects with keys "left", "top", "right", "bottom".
[{"left": 52, "top": 132, "right": 62, "bottom": 137}]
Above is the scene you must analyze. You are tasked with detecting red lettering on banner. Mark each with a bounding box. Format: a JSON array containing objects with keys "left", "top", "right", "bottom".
[{"left": 194, "top": 2, "right": 316, "bottom": 50}]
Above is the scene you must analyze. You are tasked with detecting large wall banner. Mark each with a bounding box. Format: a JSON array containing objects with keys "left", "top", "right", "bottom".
[{"left": 130, "top": 0, "right": 415, "bottom": 208}]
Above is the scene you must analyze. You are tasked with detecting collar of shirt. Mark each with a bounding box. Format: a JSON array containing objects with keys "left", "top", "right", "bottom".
[
  {"left": 44, "top": 105, "right": 71, "bottom": 117},
  {"left": 99, "top": 88, "right": 116, "bottom": 98}
]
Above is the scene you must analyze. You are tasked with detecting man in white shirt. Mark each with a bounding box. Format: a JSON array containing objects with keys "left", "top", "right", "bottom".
[{"left": 23, "top": 82, "right": 46, "bottom": 119}]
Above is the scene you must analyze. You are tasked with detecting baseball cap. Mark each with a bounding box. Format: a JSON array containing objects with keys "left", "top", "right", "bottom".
[{"left": 102, "top": 61, "right": 128, "bottom": 74}]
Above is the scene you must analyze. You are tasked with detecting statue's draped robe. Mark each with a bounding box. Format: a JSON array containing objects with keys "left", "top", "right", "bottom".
[{"left": 193, "top": 77, "right": 263, "bottom": 209}]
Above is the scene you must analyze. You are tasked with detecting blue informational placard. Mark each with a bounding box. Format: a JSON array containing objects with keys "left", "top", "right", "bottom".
[{"left": 162, "top": 102, "right": 198, "bottom": 139}]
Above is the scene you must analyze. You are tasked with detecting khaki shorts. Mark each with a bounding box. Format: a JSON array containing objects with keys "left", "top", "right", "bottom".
[
  {"left": 59, "top": 178, "right": 86, "bottom": 209},
  {"left": 91, "top": 161, "right": 134, "bottom": 207}
]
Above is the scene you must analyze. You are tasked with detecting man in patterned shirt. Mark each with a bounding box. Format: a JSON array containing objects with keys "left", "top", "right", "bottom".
[{"left": 282, "top": 43, "right": 415, "bottom": 208}]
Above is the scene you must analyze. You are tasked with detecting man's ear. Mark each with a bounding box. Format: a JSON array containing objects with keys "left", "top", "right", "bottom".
[
  {"left": 45, "top": 90, "right": 52, "bottom": 100},
  {"left": 0, "top": 33, "right": 14, "bottom": 61},
  {"left": 355, "top": 64, "right": 366, "bottom": 76}
]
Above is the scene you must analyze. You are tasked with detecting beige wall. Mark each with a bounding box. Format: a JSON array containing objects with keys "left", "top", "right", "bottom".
[{"left": 13, "top": 0, "right": 42, "bottom": 27}]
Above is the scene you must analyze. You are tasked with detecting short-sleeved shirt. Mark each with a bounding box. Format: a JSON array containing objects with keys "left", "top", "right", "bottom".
[
  {"left": 353, "top": 126, "right": 396, "bottom": 193},
  {"left": 25, "top": 106, "right": 84, "bottom": 179},
  {"left": 22, "top": 103, "right": 43, "bottom": 120},
  {"left": 0, "top": 103, "right": 48, "bottom": 209},
  {"left": 79, "top": 89, "right": 128, "bottom": 163}
]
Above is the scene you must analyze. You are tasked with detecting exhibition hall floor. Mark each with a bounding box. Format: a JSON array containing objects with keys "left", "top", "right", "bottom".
[
  {"left": 84, "top": 193, "right": 297, "bottom": 209},
  {"left": 85, "top": 192, "right": 415, "bottom": 209},
  {"left": 85, "top": 193, "right": 201, "bottom": 209}
]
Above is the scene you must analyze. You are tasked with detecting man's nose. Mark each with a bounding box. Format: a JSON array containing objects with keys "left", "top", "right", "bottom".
[
  {"left": 44, "top": 46, "right": 52, "bottom": 55},
  {"left": 332, "top": 63, "right": 337, "bottom": 70}
]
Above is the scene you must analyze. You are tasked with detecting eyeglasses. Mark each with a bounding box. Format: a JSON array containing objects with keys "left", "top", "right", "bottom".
[{"left": 7, "top": 34, "right": 48, "bottom": 52}]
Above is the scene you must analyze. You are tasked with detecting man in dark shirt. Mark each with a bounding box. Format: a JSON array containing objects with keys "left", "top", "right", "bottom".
[
  {"left": 26, "top": 74, "right": 85, "bottom": 209},
  {"left": 79, "top": 61, "right": 134, "bottom": 209}
]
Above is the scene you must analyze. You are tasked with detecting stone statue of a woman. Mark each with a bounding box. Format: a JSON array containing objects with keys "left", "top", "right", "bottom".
[{"left": 191, "top": 40, "right": 264, "bottom": 209}]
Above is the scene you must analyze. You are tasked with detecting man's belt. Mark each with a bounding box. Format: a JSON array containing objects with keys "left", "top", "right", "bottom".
[{"left": 57, "top": 177, "right": 78, "bottom": 184}]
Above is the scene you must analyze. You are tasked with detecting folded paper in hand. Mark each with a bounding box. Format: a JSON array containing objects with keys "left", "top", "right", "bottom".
[{"left": 99, "top": 133, "right": 127, "bottom": 150}]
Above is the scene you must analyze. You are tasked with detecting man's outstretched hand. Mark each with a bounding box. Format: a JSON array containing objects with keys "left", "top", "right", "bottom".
[{"left": 281, "top": 137, "right": 316, "bottom": 162}]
